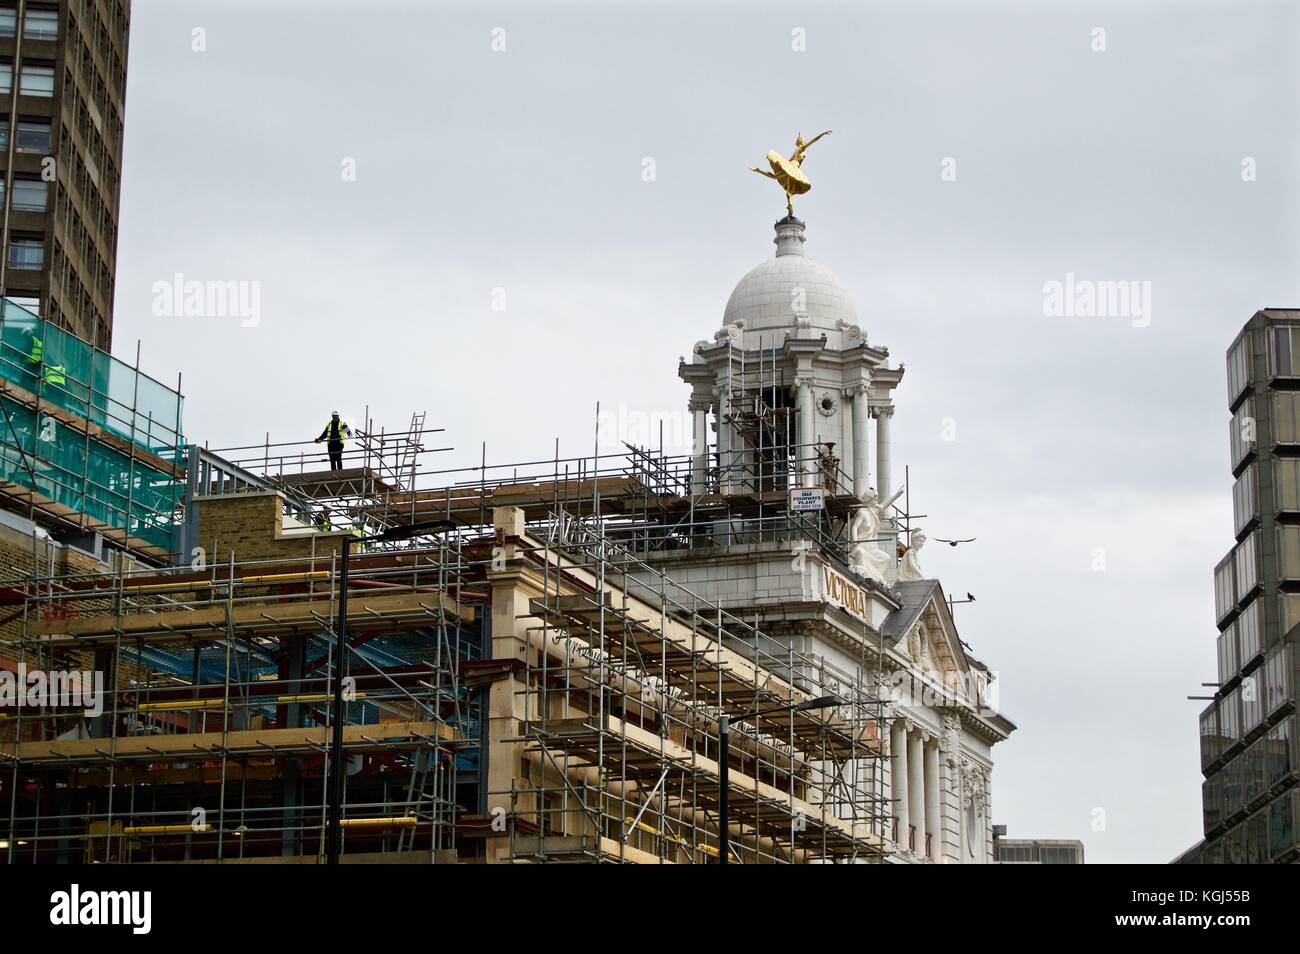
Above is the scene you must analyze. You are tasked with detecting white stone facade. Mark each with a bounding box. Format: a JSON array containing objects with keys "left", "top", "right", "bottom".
[{"left": 652, "top": 214, "right": 1015, "bottom": 863}]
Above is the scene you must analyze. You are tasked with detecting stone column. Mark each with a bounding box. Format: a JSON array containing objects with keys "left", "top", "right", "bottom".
[
  {"left": 794, "top": 375, "right": 816, "bottom": 489},
  {"left": 873, "top": 406, "right": 894, "bottom": 499},
  {"left": 486, "top": 506, "right": 532, "bottom": 864},
  {"left": 924, "top": 739, "right": 940, "bottom": 861},
  {"left": 907, "top": 728, "right": 925, "bottom": 855},
  {"left": 890, "top": 720, "right": 908, "bottom": 851},
  {"left": 713, "top": 386, "right": 732, "bottom": 495},
  {"left": 689, "top": 395, "right": 710, "bottom": 495},
  {"left": 850, "top": 385, "right": 870, "bottom": 498}
]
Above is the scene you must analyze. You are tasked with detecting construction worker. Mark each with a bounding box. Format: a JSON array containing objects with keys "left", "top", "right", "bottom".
[
  {"left": 22, "top": 328, "right": 66, "bottom": 390},
  {"left": 315, "top": 411, "right": 351, "bottom": 471},
  {"left": 21, "top": 328, "right": 42, "bottom": 389}
]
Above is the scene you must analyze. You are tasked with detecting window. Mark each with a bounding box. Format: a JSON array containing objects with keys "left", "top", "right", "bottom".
[
  {"left": 1268, "top": 786, "right": 1296, "bottom": 860},
  {"left": 1245, "top": 806, "right": 1268, "bottom": 863},
  {"left": 1282, "top": 592, "right": 1300, "bottom": 636},
  {"left": 1203, "top": 774, "right": 1223, "bottom": 832},
  {"left": 1214, "top": 553, "right": 1236, "bottom": 624},
  {"left": 1228, "top": 333, "right": 1251, "bottom": 404},
  {"left": 23, "top": 7, "right": 58, "bottom": 41},
  {"left": 15, "top": 120, "right": 51, "bottom": 154},
  {"left": 1241, "top": 672, "right": 1262, "bottom": 737},
  {"left": 1239, "top": 598, "right": 1261, "bottom": 661},
  {"left": 19, "top": 64, "right": 55, "bottom": 97},
  {"left": 0, "top": 119, "right": 6, "bottom": 150},
  {"left": 1273, "top": 391, "right": 1300, "bottom": 445},
  {"left": 1200, "top": 702, "right": 1221, "bottom": 769},
  {"left": 7, "top": 238, "right": 44, "bottom": 270},
  {"left": 1264, "top": 644, "right": 1293, "bottom": 716},
  {"left": 1272, "top": 327, "right": 1297, "bottom": 378},
  {"left": 1230, "top": 397, "right": 1255, "bottom": 468},
  {"left": 0, "top": 8, "right": 14, "bottom": 38},
  {"left": 1276, "top": 526, "right": 1300, "bottom": 581},
  {"left": 1217, "top": 624, "right": 1238, "bottom": 685},
  {"left": 0, "top": 61, "right": 12, "bottom": 95},
  {"left": 1234, "top": 530, "right": 1260, "bottom": 600},
  {"left": 1276, "top": 459, "right": 1300, "bottom": 513},
  {"left": 1234, "top": 463, "right": 1258, "bottom": 532},
  {"left": 11, "top": 179, "right": 47, "bottom": 212},
  {"left": 1221, "top": 685, "right": 1241, "bottom": 745},
  {"left": 1225, "top": 749, "right": 1245, "bottom": 816}
]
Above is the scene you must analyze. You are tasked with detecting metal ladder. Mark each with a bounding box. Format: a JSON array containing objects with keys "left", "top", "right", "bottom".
[{"left": 396, "top": 410, "right": 426, "bottom": 490}]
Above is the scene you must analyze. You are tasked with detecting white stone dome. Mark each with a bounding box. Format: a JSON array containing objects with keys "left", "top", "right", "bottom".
[{"left": 722, "top": 218, "right": 858, "bottom": 335}]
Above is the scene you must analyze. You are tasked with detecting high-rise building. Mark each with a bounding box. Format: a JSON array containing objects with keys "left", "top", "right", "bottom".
[
  {"left": 0, "top": 1, "right": 129, "bottom": 351},
  {"left": 1180, "top": 309, "right": 1300, "bottom": 864}
]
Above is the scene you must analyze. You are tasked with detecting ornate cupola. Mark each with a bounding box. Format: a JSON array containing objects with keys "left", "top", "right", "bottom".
[{"left": 680, "top": 216, "right": 904, "bottom": 504}]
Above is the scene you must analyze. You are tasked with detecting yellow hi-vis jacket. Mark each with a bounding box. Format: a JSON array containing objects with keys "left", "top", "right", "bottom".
[{"left": 317, "top": 419, "right": 351, "bottom": 445}]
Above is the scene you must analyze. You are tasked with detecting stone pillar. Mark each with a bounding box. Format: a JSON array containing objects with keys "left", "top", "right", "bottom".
[
  {"left": 689, "top": 396, "right": 710, "bottom": 495},
  {"left": 486, "top": 506, "right": 532, "bottom": 863},
  {"left": 795, "top": 375, "right": 816, "bottom": 489},
  {"left": 890, "top": 720, "right": 908, "bottom": 851},
  {"left": 907, "top": 728, "right": 925, "bottom": 855},
  {"left": 850, "top": 385, "right": 870, "bottom": 498},
  {"left": 714, "top": 386, "right": 732, "bottom": 495},
  {"left": 924, "top": 739, "right": 941, "bottom": 861},
  {"left": 873, "top": 405, "right": 894, "bottom": 499}
]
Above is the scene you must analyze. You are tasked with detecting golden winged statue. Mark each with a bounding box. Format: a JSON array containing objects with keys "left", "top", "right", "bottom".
[{"left": 749, "top": 130, "right": 832, "bottom": 216}]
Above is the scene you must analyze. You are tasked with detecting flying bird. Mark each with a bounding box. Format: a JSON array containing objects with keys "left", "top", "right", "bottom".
[{"left": 934, "top": 537, "right": 976, "bottom": 547}]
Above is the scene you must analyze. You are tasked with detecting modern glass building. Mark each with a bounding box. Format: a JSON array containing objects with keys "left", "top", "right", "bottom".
[
  {"left": 1182, "top": 309, "right": 1300, "bottom": 864},
  {"left": 0, "top": 296, "right": 182, "bottom": 555}
]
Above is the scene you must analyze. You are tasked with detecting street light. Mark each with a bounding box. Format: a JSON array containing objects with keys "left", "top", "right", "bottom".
[
  {"left": 326, "top": 518, "right": 455, "bottom": 865},
  {"left": 717, "top": 694, "right": 840, "bottom": 865}
]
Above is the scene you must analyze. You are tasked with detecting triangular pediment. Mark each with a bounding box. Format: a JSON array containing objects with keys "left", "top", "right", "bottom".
[{"left": 884, "top": 580, "right": 987, "bottom": 707}]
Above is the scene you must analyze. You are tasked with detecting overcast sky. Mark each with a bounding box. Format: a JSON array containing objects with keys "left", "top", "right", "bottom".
[{"left": 111, "top": 0, "right": 1300, "bottom": 863}]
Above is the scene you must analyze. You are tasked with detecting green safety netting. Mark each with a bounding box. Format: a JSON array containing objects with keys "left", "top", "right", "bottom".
[
  {"left": 0, "top": 299, "right": 184, "bottom": 461},
  {"left": 0, "top": 300, "right": 185, "bottom": 550}
]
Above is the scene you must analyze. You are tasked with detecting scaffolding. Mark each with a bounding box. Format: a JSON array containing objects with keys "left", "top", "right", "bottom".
[
  {"left": 496, "top": 513, "right": 890, "bottom": 863},
  {"left": 0, "top": 299, "right": 185, "bottom": 561},
  {"left": 0, "top": 531, "right": 481, "bottom": 863},
  {"left": 1, "top": 397, "right": 908, "bottom": 863}
]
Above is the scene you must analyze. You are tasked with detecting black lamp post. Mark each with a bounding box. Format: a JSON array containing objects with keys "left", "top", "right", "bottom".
[
  {"left": 325, "top": 518, "right": 454, "bottom": 865},
  {"left": 717, "top": 694, "right": 840, "bottom": 865}
]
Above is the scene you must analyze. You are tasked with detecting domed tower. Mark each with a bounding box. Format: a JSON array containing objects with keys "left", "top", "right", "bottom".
[{"left": 680, "top": 216, "right": 903, "bottom": 503}]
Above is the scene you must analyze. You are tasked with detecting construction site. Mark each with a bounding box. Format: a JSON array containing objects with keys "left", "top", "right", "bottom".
[
  {"left": 0, "top": 204, "right": 1017, "bottom": 865},
  {"left": 0, "top": 310, "right": 913, "bottom": 862}
]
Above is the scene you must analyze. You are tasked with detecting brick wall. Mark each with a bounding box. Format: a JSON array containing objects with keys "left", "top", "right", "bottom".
[{"left": 194, "top": 491, "right": 344, "bottom": 566}]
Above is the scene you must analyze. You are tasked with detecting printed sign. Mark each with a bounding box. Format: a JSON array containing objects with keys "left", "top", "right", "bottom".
[{"left": 790, "top": 487, "right": 825, "bottom": 512}]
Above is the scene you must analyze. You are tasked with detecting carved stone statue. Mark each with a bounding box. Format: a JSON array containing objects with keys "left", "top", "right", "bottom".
[
  {"left": 907, "top": 621, "right": 936, "bottom": 673},
  {"left": 898, "top": 529, "right": 927, "bottom": 582},
  {"left": 749, "top": 130, "right": 832, "bottom": 216},
  {"left": 847, "top": 487, "right": 902, "bottom": 585}
]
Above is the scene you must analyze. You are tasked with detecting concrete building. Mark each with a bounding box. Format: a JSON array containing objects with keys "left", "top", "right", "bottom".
[
  {"left": 1178, "top": 308, "right": 1300, "bottom": 864},
  {"left": 0, "top": 1, "right": 129, "bottom": 350},
  {"left": 993, "top": 826, "right": 1084, "bottom": 864}
]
